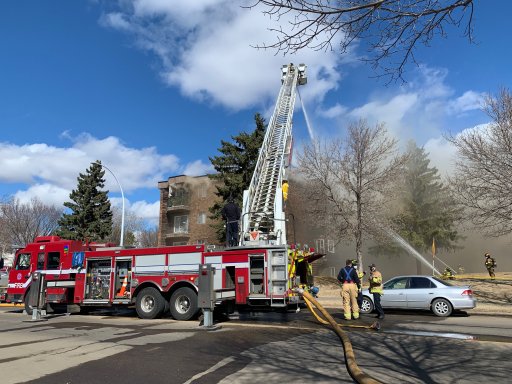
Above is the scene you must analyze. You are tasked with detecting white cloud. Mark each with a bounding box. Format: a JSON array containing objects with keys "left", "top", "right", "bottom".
[
  {"left": 424, "top": 122, "right": 491, "bottom": 178},
  {"left": 183, "top": 160, "right": 214, "bottom": 176},
  {"left": 14, "top": 184, "right": 70, "bottom": 208},
  {"left": 317, "top": 103, "right": 348, "bottom": 119},
  {"left": 0, "top": 133, "right": 203, "bottom": 223},
  {"left": 424, "top": 137, "right": 457, "bottom": 178},
  {"left": 316, "top": 65, "right": 486, "bottom": 146},
  {"left": 101, "top": 1, "right": 345, "bottom": 111},
  {"left": 447, "top": 90, "right": 485, "bottom": 115},
  {"left": 129, "top": 200, "right": 161, "bottom": 223},
  {"left": 0, "top": 134, "right": 179, "bottom": 193},
  {"left": 348, "top": 93, "right": 419, "bottom": 135}
]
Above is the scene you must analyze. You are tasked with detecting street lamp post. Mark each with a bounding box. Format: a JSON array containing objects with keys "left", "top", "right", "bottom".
[{"left": 100, "top": 163, "right": 125, "bottom": 247}]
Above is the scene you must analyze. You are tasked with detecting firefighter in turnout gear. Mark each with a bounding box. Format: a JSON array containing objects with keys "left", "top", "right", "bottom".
[
  {"left": 369, "top": 263, "right": 384, "bottom": 319},
  {"left": 484, "top": 253, "right": 497, "bottom": 279},
  {"left": 442, "top": 267, "right": 455, "bottom": 280},
  {"left": 337, "top": 259, "right": 361, "bottom": 320},
  {"left": 352, "top": 259, "right": 366, "bottom": 309}
]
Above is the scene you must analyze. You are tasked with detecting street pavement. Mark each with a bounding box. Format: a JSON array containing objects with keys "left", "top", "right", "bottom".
[{"left": 0, "top": 307, "right": 510, "bottom": 384}]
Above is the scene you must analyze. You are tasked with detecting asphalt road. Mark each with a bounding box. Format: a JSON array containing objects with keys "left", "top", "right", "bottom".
[{"left": 0, "top": 306, "right": 510, "bottom": 384}]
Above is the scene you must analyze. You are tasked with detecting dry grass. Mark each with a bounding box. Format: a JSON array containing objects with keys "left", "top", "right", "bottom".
[{"left": 313, "top": 272, "right": 512, "bottom": 315}]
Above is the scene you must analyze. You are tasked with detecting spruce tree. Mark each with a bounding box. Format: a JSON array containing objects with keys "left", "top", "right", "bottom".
[
  {"left": 57, "top": 161, "right": 113, "bottom": 241},
  {"left": 371, "top": 142, "right": 462, "bottom": 272},
  {"left": 209, "top": 113, "right": 266, "bottom": 242}
]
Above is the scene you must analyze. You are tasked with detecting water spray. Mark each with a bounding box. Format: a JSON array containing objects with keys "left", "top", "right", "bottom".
[
  {"left": 297, "top": 88, "right": 315, "bottom": 141},
  {"left": 384, "top": 228, "right": 441, "bottom": 275}
]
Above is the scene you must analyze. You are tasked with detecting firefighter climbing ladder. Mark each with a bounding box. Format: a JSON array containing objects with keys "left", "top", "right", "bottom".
[{"left": 242, "top": 63, "right": 307, "bottom": 246}]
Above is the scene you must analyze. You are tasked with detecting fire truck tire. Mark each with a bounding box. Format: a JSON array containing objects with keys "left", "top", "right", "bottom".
[
  {"left": 169, "top": 287, "right": 198, "bottom": 321},
  {"left": 135, "top": 287, "right": 165, "bottom": 319},
  {"left": 24, "top": 293, "right": 33, "bottom": 316}
]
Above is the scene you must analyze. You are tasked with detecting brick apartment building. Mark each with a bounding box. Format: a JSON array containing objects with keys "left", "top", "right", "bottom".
[
  {"left": 157, "top": 174, "right": 333, "bottom": 275},
  {"left": 157, "top": 175, "right": 222, "bottom": 246}
]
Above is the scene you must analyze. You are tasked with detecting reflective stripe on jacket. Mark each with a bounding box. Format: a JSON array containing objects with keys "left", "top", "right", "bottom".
[{"left": 369, "top": 271, "right": 383, "bottom": 294}]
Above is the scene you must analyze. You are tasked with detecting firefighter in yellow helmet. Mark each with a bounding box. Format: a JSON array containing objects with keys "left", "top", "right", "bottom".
[
  {"left": 337, "top": 259, "right": 360, "bottom": 320},
  {"left": 369, "top": 263, "right": 384, "bottom": 319}
]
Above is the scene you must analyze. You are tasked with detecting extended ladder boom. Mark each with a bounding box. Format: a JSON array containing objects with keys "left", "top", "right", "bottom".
[{"left": 241, "top": 63, "right": 307, "bottom": 245}]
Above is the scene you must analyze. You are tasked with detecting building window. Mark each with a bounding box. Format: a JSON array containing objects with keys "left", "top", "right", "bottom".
[
  {"left": 174, "top": 215, "right": 189, "bottom": 233},
  {"left": 327, "top": 239, "right": 335, "bottom": 253},
  {"left": 197, "top": 212, "right": 206, "bottom": 224},
  {"left": 196, "top": 239, "right": 206, "bottom": 245},
  {"left": 197, "top": 184, "right": 207, "bottom": 198},
  {"left": 315, "top": 239, "right": 325, "bottom": 253},
  {"left": 169, "top": 185, "right": 189, "bottom": 207}
]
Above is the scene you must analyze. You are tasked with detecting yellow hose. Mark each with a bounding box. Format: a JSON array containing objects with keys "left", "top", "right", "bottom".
[
  {"left": 304, "top": 296, "right": 380, "bottom": 330},
  {"left": 298, "top": 289, "right": 382, "bottom": 384}
]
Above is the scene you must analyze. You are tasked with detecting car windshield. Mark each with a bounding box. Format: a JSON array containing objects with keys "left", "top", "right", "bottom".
[{"left": 431, "top": 276, "right": 453, "bottom": 286}]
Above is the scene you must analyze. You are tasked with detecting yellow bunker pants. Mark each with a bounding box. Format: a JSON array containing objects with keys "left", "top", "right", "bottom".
[{"left": 341, "top": 283, "right": 359, "bottom": 320}]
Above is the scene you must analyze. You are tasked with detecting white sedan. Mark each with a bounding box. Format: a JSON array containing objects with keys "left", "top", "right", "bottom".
[{"left": 360, "top": 275, "right": 476, "bottom": 317}]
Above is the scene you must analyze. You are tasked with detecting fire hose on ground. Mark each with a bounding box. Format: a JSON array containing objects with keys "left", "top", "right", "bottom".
[{"left": 295, "top": 288, "right": 383, "bottom": 384}]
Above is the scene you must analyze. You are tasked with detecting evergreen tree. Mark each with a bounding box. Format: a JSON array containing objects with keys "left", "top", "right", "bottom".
[
  {"left": 57, "top": 161, "right": 113, "bottom": 241},
  {"left": 209, "top": 113, "right": 266, "bottom": 242},
  {"left": 372, "top": 142, "right": 462, "bottom": 272}
]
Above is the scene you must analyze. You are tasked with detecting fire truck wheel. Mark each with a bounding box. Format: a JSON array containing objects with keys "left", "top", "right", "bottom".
[
  {"left": 24, "top": 293, "right": 33, "bottom": 316},
  {"left": 169, "top": 287, "right": 198, "bottom": 321},
  {"left": 135, "top": 287, "right": 165, "bottom": 319}
]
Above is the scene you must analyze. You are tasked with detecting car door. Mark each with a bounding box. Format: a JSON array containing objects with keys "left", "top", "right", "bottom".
[
  {"left": 381, "top": 277, "right": 408, "bottom": 308},
  {"left": 406, "top": 277, "right": 435, "bottom": 309}
]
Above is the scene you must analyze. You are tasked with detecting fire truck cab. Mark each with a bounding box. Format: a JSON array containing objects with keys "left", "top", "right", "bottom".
[{"left": 6, "top": 236, "right": 112, "bottom": 314}]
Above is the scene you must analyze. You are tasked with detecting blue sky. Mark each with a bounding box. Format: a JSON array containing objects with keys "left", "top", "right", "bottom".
[{"left": 1, "top": 1, "right": 510, "bottom": 226}]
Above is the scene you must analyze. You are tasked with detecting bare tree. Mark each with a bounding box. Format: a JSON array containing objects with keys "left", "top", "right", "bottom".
[
  {"left": 449, "top": 88, "right": 512, "bottom": 237},
  {"left": 298, "top": 120, "right": 407, "bottom": 267},
  {"left": 0, "top": 197, "right": 63, "bottom": 247},
  {"left": 108, "top": 206, "right": 146, "bottom": 246},
  {"left": 250, "top": 0, "right": 474, "bottom": 80},
  {"left": 137, "top": 227, "right": 159, "bottom": 248}
]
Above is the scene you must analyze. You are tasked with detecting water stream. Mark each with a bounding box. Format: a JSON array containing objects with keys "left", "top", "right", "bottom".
[
  {"left": 297, "top": 88, "right": 315, "bottom": 141},
  {"left": 385, "top": 228, "right": 441, "bottom": 275}
]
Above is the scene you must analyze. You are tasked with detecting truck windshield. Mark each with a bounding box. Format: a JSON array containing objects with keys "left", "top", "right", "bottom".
[{"left": 15, "top": 253, "right": 31, "bottom": 270}]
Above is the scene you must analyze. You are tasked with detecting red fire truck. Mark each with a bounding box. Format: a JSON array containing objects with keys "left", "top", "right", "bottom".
[
  {"left": 7, "top": 63, "right": 319, "bottom": 320},
  {"left": 6, "top": 235, "right": 319, "bottom": 320}
]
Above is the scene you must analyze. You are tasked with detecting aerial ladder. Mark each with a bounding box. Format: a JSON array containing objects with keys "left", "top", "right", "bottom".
[{"left": 241, "top": 63, "right": 307, "bottom": 246}]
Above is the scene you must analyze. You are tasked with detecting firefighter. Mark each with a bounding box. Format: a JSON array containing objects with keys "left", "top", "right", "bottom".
[
  {"left": 368, "top": 263, "right": 384, "bottom": 319},
  {"left": 221, "top": 196, "right": 241, "bottom": 247},
  {"left": 484, "top": 252, "right": 497, "bottom": 279},
  {"left": 337, "top": 259, "right": 360, "bottom": 320},
  {"left": 442, "top": 267, "right": 455, "bottom": 280},
  {"left": 352, "top": 260, "right": 366, "bottom": 309}
]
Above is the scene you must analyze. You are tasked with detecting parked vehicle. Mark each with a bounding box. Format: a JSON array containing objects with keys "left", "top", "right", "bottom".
[
  {"left": 0, "top": 270, "right": 8, "bottom": 302},
  {"left": 6, "top": 236, "right": 320, "bottom": 320},
  {"left": 360, "top": 275, "right": 476, "bottom": 317}
]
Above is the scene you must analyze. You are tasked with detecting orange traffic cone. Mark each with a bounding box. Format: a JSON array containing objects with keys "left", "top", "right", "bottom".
[{"left": 118, "top": 276, "right": 128, "bottom": 297}]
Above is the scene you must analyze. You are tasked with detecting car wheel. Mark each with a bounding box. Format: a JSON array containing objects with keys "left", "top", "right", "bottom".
[
  {"left": 360, "top": 296, "right": 374, "bottom": 314},
  {"left": 170, "top": 287, "right": 198, "bottom": 321},
  {"left": 135, "top": 287, "right": 165, "bottom": 319},
  {"left": 431, "top": 298, "right": 453, "bottom": 317}
]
